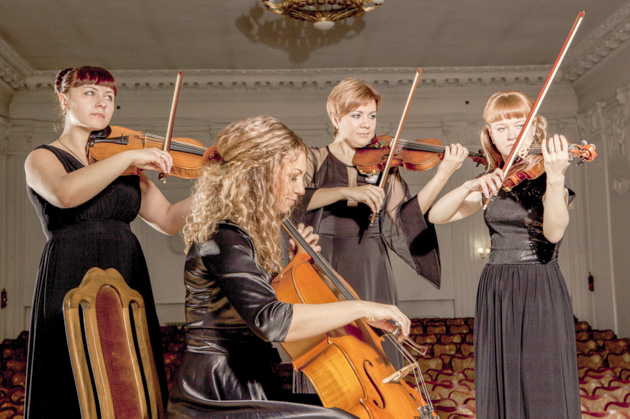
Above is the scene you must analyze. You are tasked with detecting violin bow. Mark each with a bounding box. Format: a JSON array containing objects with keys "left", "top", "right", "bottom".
[
  {"left": 159, "top": 71, "right": 185, "bottom": 183},
  {"left": 483, "top": 11, "right": 585, "bottom": 209},
  {"left": 370, "top": 68, "right": 423, "bottom": 224}
]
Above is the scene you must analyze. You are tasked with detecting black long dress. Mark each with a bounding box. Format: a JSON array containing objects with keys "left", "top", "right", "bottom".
[
  {"left": 25, "top": 145, "right": 168, "bottom": 418},
  {"left": 298, "top": 146, "right": 441, "bottom": 369},
  {"left": 475, "top": 175, "right": 581, "bottom": 418},
  {"left": 166, "top": 221, "right": 355, "bottom": 418},
  {"left": 299, "top": 147, "right": 441, "bottom": 304}
]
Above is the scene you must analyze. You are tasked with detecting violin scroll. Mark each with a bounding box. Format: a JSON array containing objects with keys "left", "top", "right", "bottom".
[{"left": 570, "top": 141, "right": 597, "bottom": 166}]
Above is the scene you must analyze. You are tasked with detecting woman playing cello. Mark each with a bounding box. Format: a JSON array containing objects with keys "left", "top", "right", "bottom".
[
  {"left": 166, "top": 115, "right": 412, "bottom": 418},
  {"left": 23, "top": 66, "right": 193, "bottom": 417},
  {"left": 428, "top": 90, "right": 581, "bottom": 418}
]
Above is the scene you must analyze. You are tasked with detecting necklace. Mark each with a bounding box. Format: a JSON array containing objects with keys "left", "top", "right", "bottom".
[{"left": 58, "top": 139, "right": 87, "bottom": 165}]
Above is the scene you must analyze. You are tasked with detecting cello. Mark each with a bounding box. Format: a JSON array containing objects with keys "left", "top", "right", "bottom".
[{"left": 272, "top": 220, "right": 436, "bottom": 418}]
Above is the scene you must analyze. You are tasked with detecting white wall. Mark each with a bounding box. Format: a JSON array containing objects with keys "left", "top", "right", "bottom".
[{"left": 1, "top": 66, "right": 611, "bottom": 340}]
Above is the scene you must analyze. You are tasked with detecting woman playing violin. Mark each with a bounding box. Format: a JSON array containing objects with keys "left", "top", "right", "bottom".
[
  {"left": 428, "top": 90, "right": 581, "bottom": 418},
  {"left": 23, "top": 66, "right": 193, "bottom": 418},
  {"left": 297, "top": 78, "right": 468, "bottom": 367},
  {"left": 167, "top": 116, "right": 411, "bottom": 418}
]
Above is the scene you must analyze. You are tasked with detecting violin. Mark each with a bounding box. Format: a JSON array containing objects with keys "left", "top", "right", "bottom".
[
  {"left": 272, "top": 220, "right": 437, "bottom": 418},
  {"left": 88, "top": 125, "right": 208, "bottom": 179},
  {"left": 353, "top": 135, "right": 487, "bottom": 176},
  {"left": 501, "top": 140, "right": 597, "bottom": 191}
]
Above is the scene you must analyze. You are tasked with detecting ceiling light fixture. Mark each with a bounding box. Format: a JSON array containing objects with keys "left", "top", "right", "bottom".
[{"left": 261, "top": 0, "right": 384, "bottom": 31}]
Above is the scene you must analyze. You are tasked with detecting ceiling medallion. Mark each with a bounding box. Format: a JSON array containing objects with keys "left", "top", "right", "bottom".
[{"left": 261, "top": 0, "right": 384, "bottom": 31}]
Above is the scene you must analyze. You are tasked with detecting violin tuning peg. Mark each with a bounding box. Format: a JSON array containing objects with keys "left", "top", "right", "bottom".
[
  {"left": 576, "top": 160, "right": 584, "bottom": 167},
  {"left": 580, "top": 140, "right": 587, "bottom": 146}
]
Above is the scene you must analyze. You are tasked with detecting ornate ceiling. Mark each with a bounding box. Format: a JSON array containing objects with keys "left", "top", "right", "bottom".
[{"left": 0, "top": 1, "right": 629, "bottom": 90}]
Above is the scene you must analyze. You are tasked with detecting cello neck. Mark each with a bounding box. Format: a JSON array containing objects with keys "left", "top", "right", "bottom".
[{"left": 282, "top": 220, "right": 357, "bottom": 302}]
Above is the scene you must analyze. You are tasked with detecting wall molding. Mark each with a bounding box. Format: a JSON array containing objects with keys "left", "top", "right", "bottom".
[
  {"left": 563, "top": 2, "right": 630, "bottom": 82},
  {"left": 0, "top": 37, "right": 31, "bottom": 90},
  {"left": 0, "top": 117, "right": 10, "bottom": 155},
  {"left": 21, "top": 66, "right": 554, "bottom": 94}
]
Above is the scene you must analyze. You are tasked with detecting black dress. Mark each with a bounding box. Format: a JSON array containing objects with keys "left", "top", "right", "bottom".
[
  {"left": 166, "top": 221, "right": 355, "bottom": 418},
  {"left": 24, "top": 145, "right": 168, "bottom": 418},
  {"left": 475, "top": 175, "right": 581, "bottom": 419},
  {"left": 299, "top": 146, "right": 441, "bottom": 303},
  {"left": 298, "top": 147, "right": 441, "bottom": 369}
]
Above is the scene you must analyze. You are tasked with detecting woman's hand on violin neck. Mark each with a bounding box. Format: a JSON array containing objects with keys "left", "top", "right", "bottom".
[
  {"left": 542, "top": 134, "right": 570, "bottom": 182},
  {"left": 288, "top": 223, "right": 321, "bottom": 259},
  {"left": 125, "top": 148, "right": 173, "bottom": 174},
  {"left": 361, "top": 301, "right": 410, "bottom": 342},
  {"left": 436, "top": 144, "right": 469, "bottom": 178},
  {"left": 467, "top": 168, "right": 504, "bottom": 200},
  {"left": 344, "top": 185, "right": 385, "bottom": 214}
]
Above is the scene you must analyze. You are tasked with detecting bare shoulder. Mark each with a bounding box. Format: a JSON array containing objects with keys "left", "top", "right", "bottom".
[
  {"left": 25, "top": 146, "right": 59, "bottom": 171},
  {"left": 24, "top": 146, "right": 66, "bottom": 186}
]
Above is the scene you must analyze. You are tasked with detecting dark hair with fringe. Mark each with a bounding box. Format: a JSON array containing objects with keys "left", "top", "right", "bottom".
[{"left": 55, "top": 66, "right": 117, "bottom": 97}]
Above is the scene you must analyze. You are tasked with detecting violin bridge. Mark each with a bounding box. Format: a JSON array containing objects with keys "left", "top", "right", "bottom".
[
  {"left": 517, "top": 144, "right": 530, "bottom": 159},
  {"left": 382, "top": 362, "right": 418, "bottom": 384}
]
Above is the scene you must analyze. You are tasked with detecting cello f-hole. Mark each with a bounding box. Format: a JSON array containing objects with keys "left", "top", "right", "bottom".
[{"left": 363, "top": 359, "right": 386, "bottom": 409}]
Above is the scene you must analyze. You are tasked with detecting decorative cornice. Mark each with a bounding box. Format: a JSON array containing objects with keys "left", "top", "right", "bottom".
[
  {"left": 0, "top": 37, "right": 32, "bottom": 90},
  {"left": 578, "top": 89, "right": 630, "bottom": 167},
  {"left": 616, "top": 82, "right": 630, "bottom": 117},
  {"left": 23, "top": 66, "right": 553, "bottom": 94},
  {"left": 613, "top": 175, "right": 630, "bottom": 195},
  {"left": 563, "top": 3, "right": 630, "bottom": 82},
  {"left": 577, "top": 102, "right": 607, "bottom": 141},
  {"left": 0, "top": 117, "right": 9, "bottom": 155}
]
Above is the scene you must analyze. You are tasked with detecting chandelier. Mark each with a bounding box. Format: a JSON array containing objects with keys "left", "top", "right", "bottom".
[{"left": 261, "top": 0, "right": 385, "bottom": 31}]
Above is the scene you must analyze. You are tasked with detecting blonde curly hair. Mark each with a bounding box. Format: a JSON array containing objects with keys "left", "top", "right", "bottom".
[
  {"left": 183, "top": 116, "right": 308, "bottom": 274},
  {"left": 480, "top": 90, "right": 548, "bottom": 172}
]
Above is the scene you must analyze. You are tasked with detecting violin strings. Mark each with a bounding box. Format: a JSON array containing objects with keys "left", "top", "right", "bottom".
[
  {"left": 392, "top": 139, "right": 484, "bottom": 158},
  {"left": 110, "top": 133, "right": 205, "bottom": 154},
  {"left": 134, "top": 136, "right": 206, "bottom": 155}
]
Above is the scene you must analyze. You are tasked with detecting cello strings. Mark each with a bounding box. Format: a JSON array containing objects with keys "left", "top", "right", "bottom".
[
  {"left": 383, "top": 332, "right": 435, "bottom": 412},
  {"left": 285, "top": 220, "right": 436, "bottom": 413}
]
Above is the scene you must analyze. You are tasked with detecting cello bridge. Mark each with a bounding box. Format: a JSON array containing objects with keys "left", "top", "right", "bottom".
[{"left": 382, "top": 362, "right": 419, "bottom": 384}]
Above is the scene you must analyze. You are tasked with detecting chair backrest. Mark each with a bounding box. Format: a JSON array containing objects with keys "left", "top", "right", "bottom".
[{"left": 63, "top": 267, "right": 163, "bottom": 419}]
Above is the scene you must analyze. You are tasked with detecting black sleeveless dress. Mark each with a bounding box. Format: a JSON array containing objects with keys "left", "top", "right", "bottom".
[
  {"left": 24, "top": 145, "right": 168, "bottom": 418},
  {"left": 474, "top": 175, "right": 581, "bottom": 419}
]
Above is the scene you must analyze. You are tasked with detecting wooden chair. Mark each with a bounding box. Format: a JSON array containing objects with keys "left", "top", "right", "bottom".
[{"left": 63, "top": 267, "right": 163, "bottom": 419}]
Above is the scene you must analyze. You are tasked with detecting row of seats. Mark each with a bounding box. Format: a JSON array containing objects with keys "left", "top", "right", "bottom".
[{"left": 0, "top": 331, "right": 27, "bottom": 419}]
